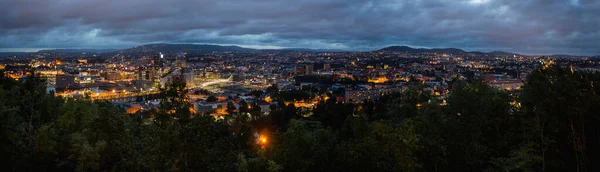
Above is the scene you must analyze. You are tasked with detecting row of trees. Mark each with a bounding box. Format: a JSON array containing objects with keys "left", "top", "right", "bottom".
[
  {"left": 247, "top": 64, "right": 600, "bottom": 171},
  {"left": 1, "top": 64, "right": 599, "bottom": 171}
]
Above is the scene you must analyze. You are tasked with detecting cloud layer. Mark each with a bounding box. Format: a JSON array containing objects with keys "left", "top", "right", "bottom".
[{"left": 1, "top": 0, "right": 599, "bottom": 55}]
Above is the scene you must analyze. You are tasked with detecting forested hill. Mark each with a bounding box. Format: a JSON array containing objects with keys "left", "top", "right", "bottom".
[
  {"left": 1, "top": 65, "right": 599, "bottom": 171},
  {"left": 118, "top": 43, "right": 254, "bottom": 54}
]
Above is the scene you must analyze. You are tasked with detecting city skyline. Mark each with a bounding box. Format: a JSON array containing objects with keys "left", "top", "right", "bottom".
[{"left": 1, "top": 0, "right": 600, "bottom": 55}]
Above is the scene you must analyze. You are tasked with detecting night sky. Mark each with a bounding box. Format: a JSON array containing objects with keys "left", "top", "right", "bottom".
[{"left": 1, "top": 0, "right": 599, "bottom": 55}]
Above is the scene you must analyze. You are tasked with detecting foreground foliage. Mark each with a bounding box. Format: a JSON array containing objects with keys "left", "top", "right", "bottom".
[{"left": 1, "top": 65, "right": 599, "bottom": 171}]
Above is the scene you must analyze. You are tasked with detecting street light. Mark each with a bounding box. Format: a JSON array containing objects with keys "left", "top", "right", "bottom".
[
  {"left": 258, "top": 135, "right": 268, "bottom": 149},
  {"left": 260, "top": 137, "right": 267, "bottom": 144}
]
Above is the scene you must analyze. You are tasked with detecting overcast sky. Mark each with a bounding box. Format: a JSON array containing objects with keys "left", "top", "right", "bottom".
[{"left": 1, "top": 0, "right": 599, "bottom": 55}]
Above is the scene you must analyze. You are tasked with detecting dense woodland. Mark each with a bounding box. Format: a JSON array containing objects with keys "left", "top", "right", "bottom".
[{"left": 1, "top": 65, "right": 599, "bottom": 171}]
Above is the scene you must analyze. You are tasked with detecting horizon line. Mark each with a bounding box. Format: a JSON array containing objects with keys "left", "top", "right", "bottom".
[{"left": 0, "top": 43, "right": 597, "bottom": 57}]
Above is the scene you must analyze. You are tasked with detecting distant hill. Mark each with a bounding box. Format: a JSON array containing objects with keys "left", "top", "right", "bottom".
[
  {"left": 0, "top": 52, "right": 31, "bottom": 57},
  {"left": 432, "top": 48, "right": 466, "bottom": 54},
  {"left": 488, "top": 51, "right": 513, "bottom": 55},
  {"left": 378, "top": 45, "right": 531, "bottom": 56},
  {"left": 379, "top": 46, "right": 428, "bottom": 53},
  {"left": 378, "top": 46, "right": 466, "bottom": 54},
  {"left": 118, "top": 44, "right": 254, "bottom": 54},
  {"left": 5, "top": 44, "right": 591, "bottom": 57},
  {"left": 263, "top": 48, "right": 351, "bottom": 52},
  {"left": 38, "top": 49, "right": 118, "bottom": 53},
  {"left": 488, "top": 51, "right": 523, "bottom": 56},
  {"left": 115, "top": 44, "right": 359, "bottom": 55}
]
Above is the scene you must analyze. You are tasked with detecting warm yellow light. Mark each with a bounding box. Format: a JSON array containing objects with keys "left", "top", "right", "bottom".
[
  {"left": 368, "top": 77, "right": 389, "bottom": 83},
  {"left": 260, "top": 137, "right": 267, "bottom": 144},
  {"left": 258, "top": 135, "right": 268, "bottom": 149}
]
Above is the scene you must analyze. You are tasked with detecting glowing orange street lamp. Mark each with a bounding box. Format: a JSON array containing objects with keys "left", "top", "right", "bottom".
[
  {"left": 259, "top": 135, "right": 268, "bottom": 148},
  {"left": 260, "top": 137, "right": 267, "bottom": 144}
]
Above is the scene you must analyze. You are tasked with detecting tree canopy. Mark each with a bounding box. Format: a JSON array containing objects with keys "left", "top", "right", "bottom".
[{"left": 1, "top": 65, "right": 599, "bottom": 171}]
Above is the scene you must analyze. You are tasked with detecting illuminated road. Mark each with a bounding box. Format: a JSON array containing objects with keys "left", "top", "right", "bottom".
[
  {"left": 199, "top": 76, "right": 233, "bottom": 87},
  {"left": 90, "top": 91, "right": 160, "bottom": 100},
  {"left": 56, "top": 76, "right": 233, "bottom": 101},
  {"left": 58, "top": 91, "right": 160, "bottom": 100}
]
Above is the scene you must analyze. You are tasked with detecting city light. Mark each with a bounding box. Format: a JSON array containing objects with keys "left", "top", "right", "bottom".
[
  {"left": 258, "top": 135, "right": 268, "bottom": 149},
  {"left": 260, "top": 137, "right": 267, "bottom": 144}
]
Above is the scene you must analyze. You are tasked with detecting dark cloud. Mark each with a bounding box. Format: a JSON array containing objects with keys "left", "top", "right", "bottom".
[{"left": 0, "top": 0, "right": 599, "bottom": 55}]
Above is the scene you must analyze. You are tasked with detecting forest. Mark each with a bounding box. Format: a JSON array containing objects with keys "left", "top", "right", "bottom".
[{"left": 1, "top": 64, "right": 599, "bottom": 172}]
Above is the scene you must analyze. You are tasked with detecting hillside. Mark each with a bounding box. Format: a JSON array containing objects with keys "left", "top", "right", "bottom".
[
  {"left": 378, "top": 46, "right": 467, "bottom": 54},
  {"left": 37, "top": 49, "right": 118, "bottom": 53},
  {"left": 117, "top": 43, "right": 255, "bottom": 54},
  {"left": 379, "top": 46, "right": 522, "bottom": 55}
]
